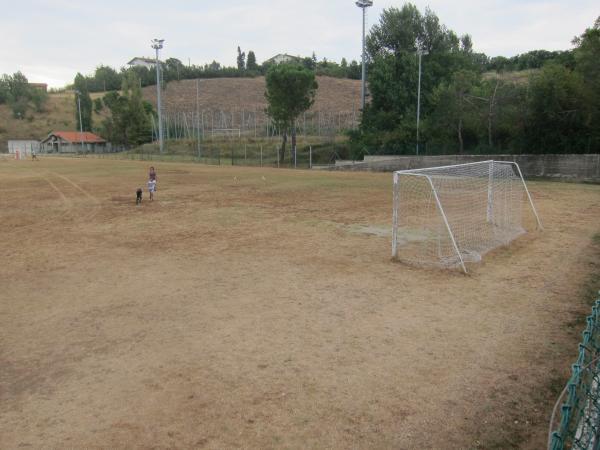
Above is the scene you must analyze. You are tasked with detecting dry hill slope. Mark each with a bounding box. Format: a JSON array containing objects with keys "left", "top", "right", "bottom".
[
  {"left": 1, "top": 76, "right": 362, "bottom": 151},
  {"left": 0, "top": 92, "right": 108, "bottom": 152},
  {"left": 0, "top": 93, "right": 76, "bottom": 151},
  {"left": 142, "top": 76, "right": 362, "bottom": 114}
]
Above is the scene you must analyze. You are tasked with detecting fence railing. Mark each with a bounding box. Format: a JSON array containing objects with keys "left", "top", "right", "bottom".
[
  {"left": 549, "top": 293, "right": 600, "bottom": 449},
  {"left": 45, "top": 143, "right": 344, "bottom": 169}
]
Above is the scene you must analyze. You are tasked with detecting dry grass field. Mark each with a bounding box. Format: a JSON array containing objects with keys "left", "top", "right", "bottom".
[{"left": 1, "top": 157, "right": 599, "bottom": 449}]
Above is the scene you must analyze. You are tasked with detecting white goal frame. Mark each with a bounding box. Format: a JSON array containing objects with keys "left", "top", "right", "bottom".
[{"left": 392, "top": 160, "right": 542, "bottom": 273}]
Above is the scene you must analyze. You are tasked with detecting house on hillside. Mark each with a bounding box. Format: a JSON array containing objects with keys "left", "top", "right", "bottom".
[
  {"left": 127, "top": 57, "right": 160, "bottom": 68},
  {"left": 41, "top": 131, "right": 108, "bottom": 153},
  {"left": 263, "top": 54, "right": 302, "bottom": 65}
]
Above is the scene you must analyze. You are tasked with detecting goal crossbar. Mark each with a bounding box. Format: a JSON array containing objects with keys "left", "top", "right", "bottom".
[{"left": 392, "top": 160, "right": 542, "bottom": 273}]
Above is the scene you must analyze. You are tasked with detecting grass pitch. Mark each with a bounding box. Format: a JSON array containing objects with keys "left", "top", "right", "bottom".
[{"left": 1, "top": 156, "right": 599, "bottom": 448}]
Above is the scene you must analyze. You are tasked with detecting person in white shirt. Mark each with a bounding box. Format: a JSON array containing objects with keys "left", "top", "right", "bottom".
[{"left": 147, "top": 179, "right": 156, "bottom": 201}]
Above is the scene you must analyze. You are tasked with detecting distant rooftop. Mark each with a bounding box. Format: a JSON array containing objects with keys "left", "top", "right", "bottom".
[
  {"left": 43, "top": 131, "right": 106, "bottom": 144},
  {"left": 127, "top": 57, "right": 162, "bottom": 66}
]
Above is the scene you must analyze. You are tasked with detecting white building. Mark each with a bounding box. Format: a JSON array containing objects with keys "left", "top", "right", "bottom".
[
  {"left": 40, "top": 131, "right": 108, "bottom": 153},
  {"left": 127, "top": 57, "right": 160, "bottom": 68},
  {"left": 264, "top": 54, "right": 302, "bottom": 65}
]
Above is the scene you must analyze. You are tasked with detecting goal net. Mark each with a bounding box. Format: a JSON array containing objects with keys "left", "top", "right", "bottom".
[{"left": 392, "top": 160, "right": 542, "bottom": 273}]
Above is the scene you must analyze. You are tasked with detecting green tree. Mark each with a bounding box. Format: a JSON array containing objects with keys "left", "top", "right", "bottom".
[
  {"left": 0, "top": 71, "right": 48, "bottom": 116},
  {"left": 73, "top": 73, "right": 93, "bottom": 131},
  {"left": 165, "top": 58, "right": 184, "bottom": 81},
  {"left": 10, "top": 97, "right": 29, "bottom": 119},
  {"left": 247, "top": 51, "right": 258, "bottom": 71},
  {"left": 5, "top": 71, "right": 30, "bottom": 101},
  {"left": 94, "top": 65, "right": 121, "bottom": 91},
  {"left": 237, "top": 46, "right": 246, "bottom": 71},
  {"left": 429, "top": 70, "right": 480, "bottom": 153},
  {"left": 0, "top": 72, "right": 48, "bottom": 119},
  {"left": 302, "top": 56, "right": 316, "bottom": 71},
  {"left": 523, "top": 63, "right": 587, "bottom": 153},
  {"left": 93, "top": 97, "right": 104, "bottom": 114},
  {"left": 265, "top": 64, "right": 318, "bottom": 163},
  {"left": 122, "top": 71, "right": 153, "bottom": 145},
  {"left": 208, "top": 60, "right": 221, "bottom": 71},
  {"left": 351, "top": 3, "right": 477, "bottom": 155},
  {"left": 29, "top": 87, "right": 48, "bottom": 113},
  {"left": 100, "top": 72, "right": 154, "bottom": 147},
  {"left": 573, "top": 16, "right": 600, "bottom": 151},
  {"left": 3, "top": 72, "right": 31, "bottom": 117},
  {"left": 0, "top": 75, "right": 9, "bottom": 103},
  {"left": 347, "top": 60, "right": 361, "bottom": 79}
]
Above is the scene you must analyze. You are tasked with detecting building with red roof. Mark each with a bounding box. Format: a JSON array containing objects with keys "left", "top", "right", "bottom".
[{"left": 41, "top": 131, "right": 109, "bottom": 153}]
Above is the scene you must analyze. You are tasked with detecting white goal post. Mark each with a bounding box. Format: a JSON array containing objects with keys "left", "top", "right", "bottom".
[{"left": 392, "top": 160, "right": 542, "bottom": 273}]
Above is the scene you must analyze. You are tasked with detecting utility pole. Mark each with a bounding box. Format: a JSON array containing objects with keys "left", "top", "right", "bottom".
[
  {"left": 75, "top": 90, "right": 84, "bottom": 152},
  {"left": 196, "top": 78, "right": 201, "bottom": 158},
  {"left": 151, "top": 39, "right": 165, "bottom": 154},
  {"left": 356, "top": 0, "right": 373, "bottom": 111}
]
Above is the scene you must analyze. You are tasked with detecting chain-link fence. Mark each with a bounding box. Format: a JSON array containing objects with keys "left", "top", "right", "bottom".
[
  {"left": 549, "top": 293, "right": 600, "bottom": 450},
  {"left": 152, "top": 109, "right": 358, "bottom": 142}
]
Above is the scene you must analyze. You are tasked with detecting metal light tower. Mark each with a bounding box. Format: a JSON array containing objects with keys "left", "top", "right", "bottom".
[
  {"left": 74, "top": 90, "right": 84, "bottom": 152},
  {"left": 356, "top": 0, "right": 373, "bottom": 111},
  {"left": 416, "top": 45, "right": 428, "bottom": 155},
  {"left": 151, "top": 38, "right": 165, "bottom": 154}
]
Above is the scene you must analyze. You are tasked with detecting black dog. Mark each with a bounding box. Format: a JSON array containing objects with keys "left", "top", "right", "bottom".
[{"left": 136, "top": 188, "right": 143, "bottom": 205}]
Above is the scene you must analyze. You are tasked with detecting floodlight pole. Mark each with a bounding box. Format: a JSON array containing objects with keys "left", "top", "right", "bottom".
[
  {"left": 356, "top": 0, "right": 373, "bottom": 111},
  {"left": 152, "top": 39, "right": 165, "bottom": 154},
  {"left": 416, "top": 47, "right": 427, "bottom": 156},
  {"left": 75, "top": 90, "right": 84, "bottom": 152}
]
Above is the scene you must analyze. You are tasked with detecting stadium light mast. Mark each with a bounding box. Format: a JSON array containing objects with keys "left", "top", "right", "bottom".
[
  {"left": 74, "top": 90, "right": 84, "bottom": 152},
  {"left": 416, "top": 44, "right": 428, "bottom": 155},
  {"left": 151, "top": 38, "right": 165, "bottom": 154},
  {"left": 356, "top": 0, "right": 373, "bottom": 111}
]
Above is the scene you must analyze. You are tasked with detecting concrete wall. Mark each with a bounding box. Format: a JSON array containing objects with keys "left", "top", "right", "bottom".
[
  {"left": 329, "top": 154, "right": 600, "bottom": 182},
  {"left": 8, "top": 140, "right": 41, "bottom": 154}
]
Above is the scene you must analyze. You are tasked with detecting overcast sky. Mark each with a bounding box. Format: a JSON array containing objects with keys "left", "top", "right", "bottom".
[{"left": 1, "top": 0, "right": 597, "bottom": 87}]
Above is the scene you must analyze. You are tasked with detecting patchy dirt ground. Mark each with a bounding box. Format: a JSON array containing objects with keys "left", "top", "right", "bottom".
[{"left": 1, "top": 157, "right": 599, "bottom": 449}]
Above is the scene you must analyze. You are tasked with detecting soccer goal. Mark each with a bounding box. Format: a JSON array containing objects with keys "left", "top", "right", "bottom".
[{"left": 391, "top": 160, "right": 542, "bottom": 273}]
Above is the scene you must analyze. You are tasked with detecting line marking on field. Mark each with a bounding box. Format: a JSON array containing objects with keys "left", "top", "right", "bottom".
[
  {"left": 50, "top": 172, "right": 99, "bottom": 204},
  {"left": 44, "top": 176, "right": 71, "bottom": 206}
]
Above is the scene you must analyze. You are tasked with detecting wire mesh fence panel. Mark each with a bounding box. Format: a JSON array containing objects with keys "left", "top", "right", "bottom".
[
  {"left": 161, "top": 109, "right": 358, "bottom": 140},
  {"left": 550, "top": 295, "right": 600, "bottom": 450}
]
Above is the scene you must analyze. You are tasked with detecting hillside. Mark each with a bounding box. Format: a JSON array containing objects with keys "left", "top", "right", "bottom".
[
  {"left": 1, "top": 76, "right": 362, "bottom": 151},
  {"left": 0, "top": 92, "right": 107, "bottom": 153},
  {"left": 142, "top": 76, "right": 362, "bottom": 114},
  {"left": 0, "top": 93, "right": 74, "bottom": 152}
]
